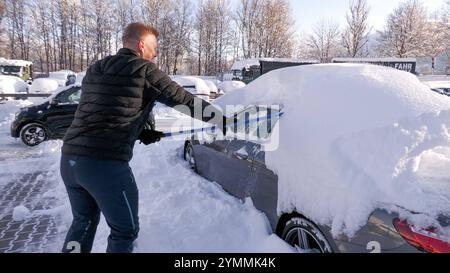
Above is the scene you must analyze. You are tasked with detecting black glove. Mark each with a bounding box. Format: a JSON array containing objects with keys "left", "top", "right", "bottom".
[{"left": 138, "top": 129, "right": 165, "bottom": 145}]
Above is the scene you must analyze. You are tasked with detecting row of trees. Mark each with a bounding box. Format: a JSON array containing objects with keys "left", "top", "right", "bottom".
[
  {"left": 304, "top": 0, "right": 450, "bottom": 70},
  {"left": 1, "top": 0, "right": 449, "bottom": 75},
  {"left": 1, "top": 0, "right": 297, "bottom": 75}
]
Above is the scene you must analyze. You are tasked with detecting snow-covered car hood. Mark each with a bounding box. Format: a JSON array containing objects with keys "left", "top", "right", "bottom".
[{"left": 215, "top": 64, "right": 450, "bottom": 238}]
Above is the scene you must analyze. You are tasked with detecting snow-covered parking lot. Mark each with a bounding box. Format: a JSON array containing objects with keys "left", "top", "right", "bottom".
[{"left": 0, "top": 99, "right": 293, "bottom": 253}]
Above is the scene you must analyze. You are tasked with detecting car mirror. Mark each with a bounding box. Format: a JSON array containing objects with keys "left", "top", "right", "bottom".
[{"left": 50, "top": 99, "right": 59, "bottom": 106}]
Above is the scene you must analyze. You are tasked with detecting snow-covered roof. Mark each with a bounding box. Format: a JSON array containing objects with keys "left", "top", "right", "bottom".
[
  {"left": 333, "top": 57, "right": 417, "bottom": 63},
  {"left": 231, "top": 59, "right": 261, "bottom": 70},
  {"left": 29, "top": 78, "right": 59, "bottom": 93},
  {"left": 215, "top": 63, "right": 450, "bottom": 238},
  {"left": 171, "top": 76, "right": 210, "bottom": 96},
  {"left": 203, "top": 80, "right": 218, "bottom": 93},
  {"left": 0, "top": 75, "right": 28, "bottom": 93},
  {"left": 0, "top": 58, "right": 33, "bottom": 67},
  {"left": 217, "top": 81, "right": 246, "bottom": 93}
]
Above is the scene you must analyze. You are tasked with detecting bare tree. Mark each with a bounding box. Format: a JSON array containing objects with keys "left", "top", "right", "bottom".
[
  {"left": 194, "top": 0, "right": 233, "bottom": 76},
  {"left": 235, "top": 0, "right": 295, "bottom": 59},
  {"left": 342, "top": 0, "right": 371, "bottom": 57},
  {"left": 0, "top": 1, "right": 8, "bottom": 56},
  {"left": 5, "top": 0, "right": 32, "bottom": 60},
  {"left": 422, "top": 16, "right": 448, "bottom": 73},
  {"left": 307, "top": 19, "right": 341, "bottom": 63},
  {"left": 235, "top": 0, "right": 262, "bottom": 59},
  {"left": 377, "top": 0, "right": 428, "bottom": 58}
]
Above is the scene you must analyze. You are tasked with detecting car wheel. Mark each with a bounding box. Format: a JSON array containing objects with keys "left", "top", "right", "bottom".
[
  {"left": 20, "top": 123, "right": 47, "bottom": 147},
  {"left": 281, "top": 216, "right": 333, "bottom": 253},
  {"left": 184, "top": 142, "right": 198, "bottom": 172}
]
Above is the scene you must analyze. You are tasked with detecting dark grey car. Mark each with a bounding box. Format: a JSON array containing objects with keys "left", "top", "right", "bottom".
[{"left": 182, "top": 105, "right": 450, "bottom": 253}]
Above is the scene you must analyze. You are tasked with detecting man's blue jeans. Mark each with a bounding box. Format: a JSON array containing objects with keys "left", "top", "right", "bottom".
[{"left": 60, "top": 153, "right": 139, "bottom": 253}]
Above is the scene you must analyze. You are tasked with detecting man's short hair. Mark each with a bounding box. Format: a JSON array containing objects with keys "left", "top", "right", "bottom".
[{"left": 122, "top": 23, "right": 159, "bottom": 45}]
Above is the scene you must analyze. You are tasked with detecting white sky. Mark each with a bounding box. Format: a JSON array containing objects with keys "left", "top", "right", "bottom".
[{"left": 290, "top": 0, "right": 447, "bottom": 33}]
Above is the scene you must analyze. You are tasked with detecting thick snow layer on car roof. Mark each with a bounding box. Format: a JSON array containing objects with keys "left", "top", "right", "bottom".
[
  {"left": 215, "top": 64, "right": 450, "bottom": 238},
  {"left": 218, "top": 80, "right": 246, "bottom": 93},
  {"left": 171, "top": 76, "right": 210, "bottom": 96},
  {"left": 29, "top": 78, "right": 59, "bottom": 93},
  {"left": 0, "top": 75, "right": 28, "bottom": 93}
]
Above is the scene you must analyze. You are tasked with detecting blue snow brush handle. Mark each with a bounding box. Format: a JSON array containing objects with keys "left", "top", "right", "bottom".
[{"left": 161, "top": 112, "right": 284, "bottom": 138}]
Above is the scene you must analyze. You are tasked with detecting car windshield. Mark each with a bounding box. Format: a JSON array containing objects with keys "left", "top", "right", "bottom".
[{"left": 2, "top": 66, "right": 21, "bottom": 73}]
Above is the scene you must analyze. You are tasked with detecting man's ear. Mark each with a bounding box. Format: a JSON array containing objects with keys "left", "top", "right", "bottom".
[{"left": 138, "top": 40, "right": 145, "bottom": 54}]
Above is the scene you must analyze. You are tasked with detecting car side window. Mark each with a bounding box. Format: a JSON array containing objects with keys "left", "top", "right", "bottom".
[
  {"left": 68, "top": 88, "right": 81, "bottom": 103},
  {"left": 234, "top": 106, "right": 258, "bottom": 137},
  {"left": 252, "top": 107, "right": 281, "bottom": 140},
  {"left": 56, "top": 87, "right": 81, "bottom": 104}
]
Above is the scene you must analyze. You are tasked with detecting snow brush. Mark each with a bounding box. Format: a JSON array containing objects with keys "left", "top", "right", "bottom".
[{"left": 161, "top": 111, "right": 284, "bottom": 138}]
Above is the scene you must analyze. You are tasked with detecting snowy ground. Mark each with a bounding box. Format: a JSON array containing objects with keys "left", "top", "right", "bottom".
[{"left": 0, "top": 99, "right": 293, "bottom": 253}]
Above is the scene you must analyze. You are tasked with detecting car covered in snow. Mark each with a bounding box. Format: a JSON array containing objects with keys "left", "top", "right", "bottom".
[
  {"left": 171, "top": 76, "right": 211, "bottom": 102},
  {"left": 49, "top": 70, "right": 77, "bottom": 87},
  {"left": 183, "top": 64, "right": 450, "bottom": 253},
  {"left": 218, "top": 80, "right": 246, "bottom": 94},
  {"left": 0, "top": 75, "right": 29, "bottom": 100},
  {"left": 29, "top": 78, "right": 59, "bottom": 94},
  {"left": 423, "top": 81, "right": 450, "bottom": 97}
]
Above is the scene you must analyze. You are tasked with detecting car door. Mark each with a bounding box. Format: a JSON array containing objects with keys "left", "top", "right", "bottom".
[
  {"left": 244, "top": 107, "right": 281, "bottom": 228},
  {"left": 193, "top": 106, "right": 259, "bottom": 200},
  {"left": 44, "top": 86, "right": 81, "bottom": 137}
]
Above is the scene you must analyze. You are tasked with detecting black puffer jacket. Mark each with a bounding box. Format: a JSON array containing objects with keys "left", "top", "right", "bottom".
[{"left": 62, "top": 48, "right": 220, "bottom": 162}]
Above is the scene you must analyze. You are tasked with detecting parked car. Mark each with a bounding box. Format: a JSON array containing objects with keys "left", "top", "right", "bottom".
[
  {"left": 183, "top": 105, "right": 450, "bottom": 253},
  {"left": 203, "top": 79, "right": 220, "bottom": 100},
  {"left": 49, "top": 70, "right": 77, "bottom": 87},
  {"left": 181, "top": 64, "right": 450, "bottom": 253},
  {"left": 171, "top": 76, "right": 211, "bottom": 102},
  {"left": 11, "top": 85, "right": 82, "bottom": 146},
  {"left": 29, "top": 78, "right": 59, "bottom": 94},
  {"left": 11, "top": 84, "right": 155, "bottom": 146},
  {"left": 0, "top": 75, "right": 29, "bottom": 100},
  {"left": 423, "top": 81, "right": 450, "bottom": 97}
]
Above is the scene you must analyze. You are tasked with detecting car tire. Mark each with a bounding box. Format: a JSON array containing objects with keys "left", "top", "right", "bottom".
[
  {"left": 184, "top": 142, "right": 198, "bottom": 173},
  {"left": 20, "top": 123, "right": 48, "bottom": 147},
  {"left": 281, "top": 216, "right": 333, "bottom": 253}
]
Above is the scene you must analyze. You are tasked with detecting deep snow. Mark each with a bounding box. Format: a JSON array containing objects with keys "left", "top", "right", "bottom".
[
  {"left": 215, "top": 64, "right": 450, "bottom": 238},
  {"left": 0, "top": 99, "right": 293, "bottom": 253}
]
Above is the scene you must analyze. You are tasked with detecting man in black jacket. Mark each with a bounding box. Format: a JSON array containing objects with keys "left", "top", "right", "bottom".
[{"left": 60, "top": 23, "right": 225, "bottom": 253}]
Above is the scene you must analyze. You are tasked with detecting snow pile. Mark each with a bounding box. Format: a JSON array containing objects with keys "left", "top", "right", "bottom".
[
  {"left": 0, "top": 75, "right": 28, "bottom": 93},
  {"left": 218, "top": 81, "right": 246, "bottom": 93},
  {"left": 215, "top": 64, "right": 450, "bottom": 237},
  {"left": 29, "top": 78, "right": 59, "bottom": 93}
]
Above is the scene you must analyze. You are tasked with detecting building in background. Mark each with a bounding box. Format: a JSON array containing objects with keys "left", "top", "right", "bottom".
[{"left": 332, "top": 58, "right": 417, "bottom": 74}]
